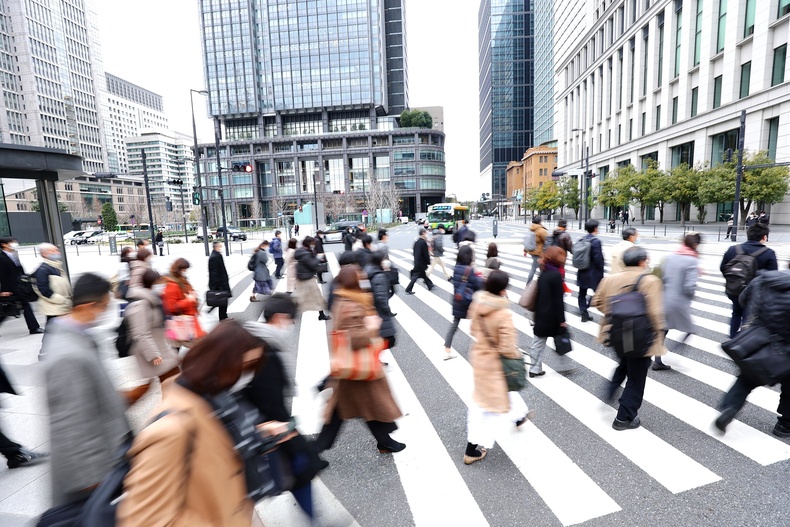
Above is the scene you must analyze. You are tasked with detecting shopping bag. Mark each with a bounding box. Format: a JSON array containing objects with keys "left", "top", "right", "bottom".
[{"left": 329, "top": 331, "right": 385, "bottom": 381}]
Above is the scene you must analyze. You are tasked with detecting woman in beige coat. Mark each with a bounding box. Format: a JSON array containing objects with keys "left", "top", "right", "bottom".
[
  {"left": 464, "top": 269, "right": 529, "bottom": 465},
  {"left": 285, "top": 237, "right": 298, "bottom": 293},
  {"left": 127, "top": 247, "right": 152, "bottom": 291},
  {"left": 125, "top": 269, "right": 180, "bottom": 383}
]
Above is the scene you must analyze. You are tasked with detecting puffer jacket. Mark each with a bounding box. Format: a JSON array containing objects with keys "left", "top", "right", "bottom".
[
  {"left": 33, "top": 260, "right": 72, "bottom": 316},
  {"left": 552, "top": 229, "right": 573, "bottom": 254},
  {"left": 740, "top": 270, "right": 790, "bottom": 342},
  {"left": 365, "top": 265, "right": 395, "bottom": 339},
  {"left": 294, "top": 247, "right": 319, "bottom": 281},
  {"left": 451, "top": 264, "right": 484, "bottom": 319}
]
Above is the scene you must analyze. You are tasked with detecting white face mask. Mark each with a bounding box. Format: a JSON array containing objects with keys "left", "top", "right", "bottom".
[
  {"left": 152, "top": 284, "right": 166, "bottom": 295},
  {"left": 229, "top": 370, "right": 255, "bottom": 393},
  {"left": 9, "top": 242, "right": 18, "bottom": 251}
]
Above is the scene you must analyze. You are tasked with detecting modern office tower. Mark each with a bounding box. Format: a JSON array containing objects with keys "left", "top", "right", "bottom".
[
  {"left": 0, "top": 0, "right": 108, "bottom": 172},
  {"left": 478, "top": 0, "right": 534, "bottom": 210},
  {"left": 196, "top": 0, "right": 444, "bottom": 225},
  {"left": 555, "top": 0, "right": 790, "bottom": 224},
  {"left": 533, "top": 0, "right": 555, "bottom": 146},
  {"left": 126, "top": 130, "right": 196, "bottom": 226},
  {"left": 103, "top": 74, "right": 169, "bottom": 173}
]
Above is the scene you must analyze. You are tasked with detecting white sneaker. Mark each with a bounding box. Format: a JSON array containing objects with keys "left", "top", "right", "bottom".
[{"left": 443, "top": 350, "right": 458, "bottom": 361}]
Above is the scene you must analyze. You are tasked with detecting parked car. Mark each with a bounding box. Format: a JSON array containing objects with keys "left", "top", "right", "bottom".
[
  {"left": 323, "top": 220, "right": 360, "bottom": 244},
  {"left": 71, "top": 230, "right": 102, "bottom": 245},
  {"left": 63, "top": 231, "right": 86, "bottom": 244},
  {"left": 195, "top": 231, "right": 215, "bottom": 242},
  {"left": 82, "top": 231, "right": 105, "bottom": 244},
  {"left": 398, "top": 216, "right": 409, "bottom": 224},
  {"left": 215, "top": 226, "right": 247, "bottom": 241},
  {"left": 97, "top": 231, "right": 131, "bottom": 243}
]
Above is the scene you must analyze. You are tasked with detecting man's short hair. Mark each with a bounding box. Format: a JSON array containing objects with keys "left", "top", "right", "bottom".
[
  {"left": 419, "top": 228, "right": 427, "bottom": 236},
  {"left": 135, "top": 239, "right": 146, "bottom": 248},
  {"left": 362, "top": 235, "right": 373, "bottom": 246},
  {"left": 747, "top": 223, "right": 770, "bottom": 242},
  {"left": 622, "top": 246, "right": 648, "bottom": 267},
  {"left": 532, "top": 215, "right": 542, "bottom": 224},
  {"left": 338, "top": 251, "right": 361, "bottom": 266},
  {"left": 275, "top": 230, "right": 281, "bottom": 236},
  {"left": 557, "top": 219, "right": 567, "bottom": 229},
  {"left": 377, "top": 228, "right": 387, "bottom": 241},
  {"left": 263, "top": 293, "right": 297, "bottom": 322},
  {"left": 585, "top": 219, "right": 599, "bottom": 234},
  {"left": 622, "top": 227, "right": 637, "bottom": 241},
  {"left": 72, "top": 273, "right": 110, "bottom": 307}
]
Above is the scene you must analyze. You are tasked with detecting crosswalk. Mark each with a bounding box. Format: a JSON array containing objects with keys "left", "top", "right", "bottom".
[{"left": 239, "top": 239, "right": 788, "bottom": 526}]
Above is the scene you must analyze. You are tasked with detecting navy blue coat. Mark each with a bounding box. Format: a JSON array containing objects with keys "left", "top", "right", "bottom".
[
  {"left": 451, "top": 264, "right": 484, "bottom": 319},
  {"left": 576, "top": 234, "right": 604, "bottom": 291},
  {"left": 720, "top": 241, "right": 778, "bottom": 277}
]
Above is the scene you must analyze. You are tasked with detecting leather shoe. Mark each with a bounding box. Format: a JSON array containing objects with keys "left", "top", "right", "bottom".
[
  {"left": 29, "top": 328, "right": 45, "bottom": 335},
  {"left": 7, "top": 449, "right": 49, "bottom": 469},
  {"left": 715, "top": 406, "right": 738, "bottom": 433},
  {"left": 580, "top": 313, "right": 591, "bottom": 323},
  {"left": 404, "top": 290, "right": 415, "bottom": 295},
  {"left": 773, "top": 423, "right": 790, "bottom": 438},
  {"left": 612, "top": 416, "right": 641, "bottom": 430},
  {"left": 652, "top": 361, "right": 672, "bottom": 371},
  {"left": 528, "top": 371, "right": 546, "bottom": 378},
  {"left": 377, "top": 438, "right": 406, "bottom": 453}
]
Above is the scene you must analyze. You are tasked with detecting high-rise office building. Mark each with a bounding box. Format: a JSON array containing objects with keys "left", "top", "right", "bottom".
[
  {"left": 554, "top": 0, "right": 790, "bottom": 224},
  {"left": 533, "top": 0, "right": 554, "bottom": 146},
  {"left": 0, "top": 0, "right": 107, "bottom": 172},
  {"left": 196, "top": 0, "right": 443, "bottom": 224},
  {"left": 478, "top": 0, "right": 534, "bottom": 206},
  {"left": 103, "top": 74, "right": 168, "bottom": 173}
]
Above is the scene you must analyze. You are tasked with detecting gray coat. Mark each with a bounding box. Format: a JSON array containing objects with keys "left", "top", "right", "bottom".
[
  {"left": 662, "top": 252, "right": 698, "bottom": 334},
  {"left": 125, "top": 288, "right": 180, "bottom": 378},
  {"left": 42, "top": 319, "right": 131, "bottom": 505},
  {"left": 253, "top": 249, "right": 271, "bottom": 282}
]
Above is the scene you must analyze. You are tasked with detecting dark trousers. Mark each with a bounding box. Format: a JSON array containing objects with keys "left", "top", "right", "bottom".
[
  {"left": 315, "top": 410, "right": 396, "bottom": 451},
  {"left": 577, "top": 287, "right": 591, "bottom": 317},
  {"left": 0, "top": 301, "right": 40, "bottom": 332},
  {"left": 218, "top": 304, "right": 228, "bottom": 320},
  {"left": 611, "top": 356, "right": 652, "bottom": 421},
  {"left": 0, "top": 426, "right": 21, "bottom": 458},
  {"left": 405, "top": 269, "right": 433, "bottom": 292},
  {"left": 722, "top": 375, "right": 790, "bottom": 427},
  {"left": 444, "top": 316, "right": 461, "bottom": 348},
  {"left": 274, "top": 257, "right": 284, "bottom": 278},
  {"left": 727, "top": 294, "right": 747, "bottom": 338}
]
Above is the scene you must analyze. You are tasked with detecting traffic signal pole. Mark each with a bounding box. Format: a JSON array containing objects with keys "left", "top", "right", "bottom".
[
  {"left": 731, "top": 110, "right": 746, "bottom": 242},
  {"left": 190, "top": 89, "right": 210, "bottom": 257},
  {"left": 142, "top": 150, "right": 155, "bottom": 242}
]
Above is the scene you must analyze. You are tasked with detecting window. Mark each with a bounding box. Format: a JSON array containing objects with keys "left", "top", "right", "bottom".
[
  {"left": 744, "top": 0, "right": 756, "bottom": 37},
  {"left": 672, "top": 96, "right": 679, "bottom": 124},
  {"left": 630, "top": 38, "right": 636, "bottom": 103},
  {"left": 691, "top": 87, "right": 699, "bottom": 116},
  {"left": 629, "top": 118, "right": 634, "bottom": 140},
  {"left": 674, "top": 6, "right": 682, "bottom": 78},
  {"left": 671, "top": 141, "right": 695, "bottom": 167},
  {"left": 694, "top": 0, "right": 703, "bottom": 65},
  {"left": 658, "top": 14, "right": 665, "bottom": 87},
  {"left": 618, "top": 48, "right": 624, "bottom": 109},
  {"left": 641, "top": 112, "right": 647, "bottom": 135},
  {"left": 711, "top": 128, "right": 739, "bottom": 165},
  {"left": 780, "top": 0, "right": 790, "bottom": 18},
  {"left": 713, "top": 75, "right": 723, "bottom": 108},
  {"left": 740, "top": 62, "right": 751, "bottom": 98},
  {"left": 642, "top": 28, "right": 649, "bottom": 96},
  {"left": 772, "top": 44, "right": 787, "bottom": 86},
  {"left": 716, "top": 0, "right": 727, "bottom": 53},
  {"left": 656, "top": 105, "right": 661, "bottom": 130},
  {"left": 767, "top": 118, "right": 780, "bottom": 161}
]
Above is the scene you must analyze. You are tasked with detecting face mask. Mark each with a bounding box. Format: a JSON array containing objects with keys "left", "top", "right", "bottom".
[
  {"left": 49, "top": 253, "right": 62, "bottom": 261},
  {"left": 229, "top": 370, "right": 255, "bottom": 393},
  {"left": 9, "top": 243, "right": 18, "bottom": 251},
  {"left": 129, "top": 251, "right": 137, "bottom": 259},
  {"left": 152, "top": 284, "right": 166, "bottom": 295}
]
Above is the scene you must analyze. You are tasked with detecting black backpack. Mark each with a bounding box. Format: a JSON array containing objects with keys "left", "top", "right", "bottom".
[
  {"left": 15, "top": 274, "right": 38, "bottom": 302},
  {"left": 607, "top": 274, "right": 655, "bottom": 358},
  {"left": 247, "top": 253, "right": 257, "bottom": 272},
  {"left": 723, "top": 245, "right": 768, "bottom": 297},
  {"left": 115, "top": 316, "right": 132, "bottom": 358}
]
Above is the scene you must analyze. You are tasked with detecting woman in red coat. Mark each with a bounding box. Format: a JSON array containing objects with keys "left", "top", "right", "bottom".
[{"left": 162, "top": 258, "right": 205, "bottom": 340}]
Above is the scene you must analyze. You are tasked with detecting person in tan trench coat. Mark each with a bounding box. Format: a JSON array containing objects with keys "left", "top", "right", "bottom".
[
  {"left": 315, "top": 267, "right": 404, "bottom": 454},
  {"left": 464, "top": 270, "right": 529, "bottom": 465}
]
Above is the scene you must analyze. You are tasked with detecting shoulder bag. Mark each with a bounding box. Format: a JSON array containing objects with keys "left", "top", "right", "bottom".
[
  {"left": 479, "top": 313, "right": 526, "bottom": 392},
  {"left": 518, "top": 281, "right": 538, "bottom": 311},
  {"left": 329, "top": 330, "right": 386, "bottom": 381}
]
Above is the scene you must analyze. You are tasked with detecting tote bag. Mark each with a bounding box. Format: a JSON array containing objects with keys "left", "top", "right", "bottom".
[{"left": 329, "top": 331, "right": 385, "bottom": 381}]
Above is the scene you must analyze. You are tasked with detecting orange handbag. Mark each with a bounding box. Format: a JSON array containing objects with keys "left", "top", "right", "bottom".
[{"left": 329, "top": 331, "right": 386, "bottom": 381}]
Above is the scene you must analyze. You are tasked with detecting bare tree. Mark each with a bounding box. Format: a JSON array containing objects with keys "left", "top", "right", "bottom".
[
  {"left": 269, "top": 192, "right": 285, "bottom": 229},
  {"left": 383, "top": 181, "right": 402, "bottom": 223},
  {"left": 366, "top": 172, "right": 387, "bottom": 227},
  {"left": 249, "top": 200, "right": 263, "bottom": 228}
]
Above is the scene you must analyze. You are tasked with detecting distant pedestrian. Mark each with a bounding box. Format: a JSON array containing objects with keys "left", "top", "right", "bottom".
[
  {"left": 454, "top": 219, "right": 469, "bottom": 248},
  {"left": 285, "top": 237, "right": 298, "bottom": 293},
  {"left": 376, "top": 229, "right": 390, "bottom": 259},
  {"left": 444, "top": 245, "right": 484, "bottom": 360},
  {"left": 0, "top": 237, "right": 42, "bottom": 335},
  {"left": 623, "top": 209, "right": 630, "bottom": 226},
  {"left": 758, "top": 211, "right": 770, "bottom": 224},
  {"left": 128, "top": 247, "right": 152, "bottom": 290},
  {"left": 250, "top": 240, "right": 273, "bottom": 302},
  {"left": 726, "top": 215, "right": 734, "bottom": 237},
  {"left": 464, "top": 270, "right": 530, "bottom": 465},
  {"left": 427, "top": 226, "right": 451, "bottom": 279},
  {"left": 116, "top": 246, "right": 134, "bottom": 299},
  {"left": 525, "top": 216, "right": 548, "bottom": 284},
  {"left": 576, "top": 220, "right": 604, "bottom": 322},
  {"left": 208, "top": 241, "right": 231, "bottom": 320},
  {"left": 294, "top": 236, "right": 330, "bottom": 321},
  {"left": 343, "top": 227, "right": 355, "bottom": 252},
  {"left": 592, "top": 247, "right": 666, "bottom": 431},
  {"left": 33, "top": 243, "right": 72, "bottom": 360},
  {"left": 720, "top": 223, "right": 777, "bottom": 337},
  {"left": 154, "top": 229, "right": 164, "bottom": 256},
  {"left": 610, "top": 228, "right": 638, "bottom": 274},
  {"left": 551, "top": 219, "right": 573, "bottom": 254},
  {"left": 271, "top": 230, "right": 285, "bottom": 279},
  {"left": 483, "top": 242, "right": 501, "bottom": 278},
  {"left": 314, "top": 231, "right": 327, "bottom": 284},
  {"left": 294, "top": 224, "right": 300, "bottom": 236},
  {"left": 357, "top": 235, "right": 374, "bottom": 269},
  {"left": 745, "top": 212, "right": 758, "bottom": 228},
  {"left": 404, "top": 228, "right": 434, "bottom": 294}
]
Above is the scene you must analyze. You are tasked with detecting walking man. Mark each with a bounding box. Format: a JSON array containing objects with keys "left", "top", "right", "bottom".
[
  {"left": 271, "top": 230, "right": 285, "bottom": 279},
  {"left": 154, "top": 229, "right": 164, "bottom": 256},
  {"left": 33, "top": 243, "right": 72, "bottom": 361},
  {"left": 0, "top": 237, "right": 42, "bottom": 335},
  {"left": 209, "top": 241, "right": 231, "bottom": 320},
  {"left": 525, "top": 216, "right": 548, "bottom": 283},
  {"left": 576, "top": 220, "right": 604, "bottom": 322},
  {"left": 610, "top": 228, "right": 638, "bottom": 274},
  {"left": 427, "top": 226, "right": 451, "bottom": 280},
  {"left": 551, "top": 219, "right": 573, "bottom": 254},
  {"left": 405, "top": 229, "right": 434, "bottom": 294},
  {"left": 622, "top": 209, "right": 630, "bottom": 226}
]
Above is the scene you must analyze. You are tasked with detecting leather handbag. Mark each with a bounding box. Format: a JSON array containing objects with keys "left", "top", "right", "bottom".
[
  {"left": 518, "top": 281, "right": 538, "bottom": 311},
  {"left": 329, "top": 331, "right": 385, "bottom": 381},
  {"left": 479, "top": 313, "right": 526, "bottom": 391},
  {"left": 722, "top": 324, "right": 790, "bottom": 385},
  {"left": 165, "top": 315, "right": 197, "bottom": 342},
  {"left": 205, "top": 290, "right": 230, "bottom": 307},
  {"left": 554, "top": 327, "right": 573, "bottom": 356}
]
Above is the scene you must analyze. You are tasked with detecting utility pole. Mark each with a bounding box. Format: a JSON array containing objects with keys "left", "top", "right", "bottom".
[
  {"left": 584, "top": 145, "right": 590, "bottom": 225},
  {"left": 214, "top": 118, "right": 229, "bottom": 255},
  {"left": 313, "top": 167, "right": 319, "bottom": 232},
  {"left": 732, "top": 110, "right": 746, "bottom": 242},
  {"left": 141, "top": 149, "right": 155, "bottom": 242},
  {"left": 190, "top": 89, "right": 210, "bottom": 256}
]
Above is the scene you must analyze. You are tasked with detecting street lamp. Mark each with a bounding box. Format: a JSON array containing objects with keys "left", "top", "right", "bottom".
[
  {"left": 190, "top": 89, "right": 211, "bottom": 256},
  {"left": 571, "top": 128, "right": 590, "bottom": 230},
  {"left": 313, "top": 162, "right": 320, "bottom": 232}
]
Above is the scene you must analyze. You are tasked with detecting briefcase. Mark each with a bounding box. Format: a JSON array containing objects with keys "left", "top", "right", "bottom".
[
  {"left": 0, "top": 299, "right": 22, "bottom": 318},
  {"left": 205, "top": 290, "right": 231, "bottom": 307}
]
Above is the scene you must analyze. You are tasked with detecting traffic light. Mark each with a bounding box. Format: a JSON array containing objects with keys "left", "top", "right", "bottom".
[
  {"left": 165, "top": 197, "right": 173, "bottom": 212},
  {"left": 170, "top": 178, "right": 184, "bottom": 186},
  {"left": 232, "top": 162, "right": 253, "bottom": 173},
  {"left": 192, "top": 192, "right": 201, "bottom": 205}
]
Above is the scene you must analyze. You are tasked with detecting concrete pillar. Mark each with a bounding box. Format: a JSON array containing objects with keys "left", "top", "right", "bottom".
[{"left": 36, "top": 177, "right": 70, "bottom": 281}]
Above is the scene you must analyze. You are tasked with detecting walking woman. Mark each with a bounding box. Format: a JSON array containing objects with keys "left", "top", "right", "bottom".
[
  {"left": 482, "top": 242, "right": 502, "bottom": 278},
  {"left": 294, "top": 236, "right": 331, "bottom": 321},
  {"left": 285, "top": 237, "right": 298, "bottom": 294},
  {"left": 118, "top": 320, "right": 292, "bottom": 526},
  {"left": 162, "top": 258, "right": 206, "bottom": 341},
  {"left": 464, "top": 270, "right": 529, "bottom": 465},
  {"left": 250, "top": 240, "right": 273, "bottom": 302},
  {"left": 127, "top": 248, "right": 152, "bottom": 291},
  {"left": 444, "top": 245, "right": 484, "bottom": 360},
  {"left": 528, "top": 246, "right": 575, "bottom": 377},
  {"left": 366, "top": 251, "right": 397, "bottom": 350},
  {"left": 316, "top": 267, "right": 404, "bottom": 454},
  {"left": 116, "top": 246, "right": 134, "bottom": 299},
  {"left": 656, "top": 233, "right": 702, "bottom": 371},
  {"left": 125, "top": 269, "right": 180, "bottom": 384}
]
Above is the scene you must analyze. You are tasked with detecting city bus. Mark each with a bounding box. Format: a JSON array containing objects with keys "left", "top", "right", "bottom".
[{"left": 427, "top": 203, "right": 469, "bottom": 233}]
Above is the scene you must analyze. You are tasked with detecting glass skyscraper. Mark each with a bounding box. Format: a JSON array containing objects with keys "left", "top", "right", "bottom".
[{"left": 478, "top": 0, "right": 534, "bottom": 203}]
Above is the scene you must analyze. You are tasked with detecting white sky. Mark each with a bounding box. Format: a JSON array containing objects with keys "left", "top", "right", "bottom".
[{"left": 94, "top": 0, "right": 482, "bottom": 200}]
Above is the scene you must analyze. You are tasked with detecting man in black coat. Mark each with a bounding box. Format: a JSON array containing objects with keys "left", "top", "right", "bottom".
[
  {"left": 0, "top": 237, "right": 42, "bottom": 334},
  {"left": 208, "top": 241, "right": 231, "bottom": 320},
  {"left": 576, "top": 220, "right": 604, "bottom": 322},
  {"left": 342, "top": 227, "right": 355, "bottom": 252},
  {"left": 0, "top": 361, "right": 48, "bottom": 468},
  {"left": 313, "top": 231, "right": 326, "bottom": 284},
  {"left": 404, "top": 229, "right": 434, "bottom": 294}
]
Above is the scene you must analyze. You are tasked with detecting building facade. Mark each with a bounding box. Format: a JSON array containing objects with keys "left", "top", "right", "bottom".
[
  {"left": 125, "top": 130, "right": 196, "bottom": 225},
  {"left": 554, "top": 0, "right": 790, "bottom": 223},
  {"left": 196, "top": 0, "right": 443, "bottom": 225},
  {"left": 479, "top": 0, "right": 534, "bottom": 205},
  {"left": 103, "top": 74, "right": 168, "bottom": 173},
  {"left": 506, "top": 145, "right": 558, "bottom": 215},
  {"left": 0, "top": 0, "right": 107, "bottom": 172},
  {"left": 534, "top": 0, "right": 555, "bottom": 146}
]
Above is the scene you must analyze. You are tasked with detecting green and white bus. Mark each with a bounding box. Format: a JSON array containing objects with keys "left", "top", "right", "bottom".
[{"left": 427, "top": 203, "right": 469, "bottom": 233}]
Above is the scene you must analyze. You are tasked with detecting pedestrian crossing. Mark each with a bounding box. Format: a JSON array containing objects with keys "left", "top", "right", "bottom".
[{"left": 250, "top": 239, "right": 788, "bottom": 526}]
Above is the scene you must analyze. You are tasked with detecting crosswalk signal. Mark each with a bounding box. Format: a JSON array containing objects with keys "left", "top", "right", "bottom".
[{"left": 192, "top": 192, "right": 200, "bottom": 205}]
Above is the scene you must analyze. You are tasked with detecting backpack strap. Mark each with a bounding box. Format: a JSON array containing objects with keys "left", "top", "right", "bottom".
[
  {"left": 632, "top": 273, "right": 647, "bottom": 292},
  {"left": 751, "top": 246, "right": 769, "bottom": 259}
]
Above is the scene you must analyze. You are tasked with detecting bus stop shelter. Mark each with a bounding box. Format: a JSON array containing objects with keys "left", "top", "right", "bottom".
[{"left": 0, "top": 144, "right": 87, "bottom": 279}]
